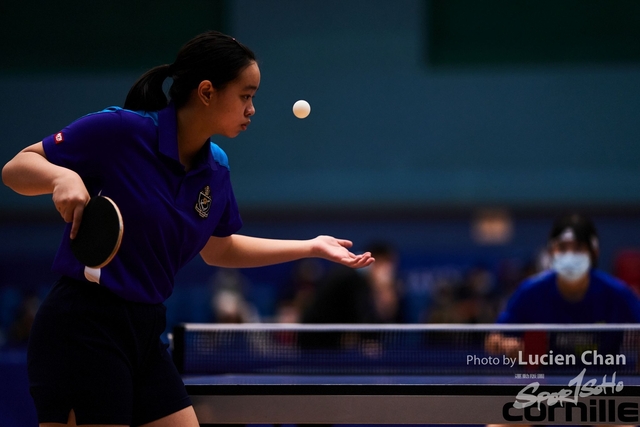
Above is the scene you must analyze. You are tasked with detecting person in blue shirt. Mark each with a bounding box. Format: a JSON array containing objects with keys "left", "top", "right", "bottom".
[
  {"left": 486, "top": 212, "right": 640, "bottom": 358},
  {"left": 484, "top": 214, "right": 640, "bottom": 427},
  {"left": 2, "top": 31, "right": 374, "bottom": 427}
]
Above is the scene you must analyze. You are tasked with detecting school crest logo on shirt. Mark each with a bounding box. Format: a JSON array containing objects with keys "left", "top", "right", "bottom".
[
  {"left": 195, "top": 186, "right": 212, "bottom": 218},
  {"left": 54, "top": 132, "right": 64, "bottom": 144}
]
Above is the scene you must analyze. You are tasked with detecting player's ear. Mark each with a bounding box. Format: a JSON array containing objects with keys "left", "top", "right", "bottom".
[{"left": 197, "top": 80, "right": 215, "bottom": 106}]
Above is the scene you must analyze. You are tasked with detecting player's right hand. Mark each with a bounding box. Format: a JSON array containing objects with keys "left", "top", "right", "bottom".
[{"left": 52, "top": 171, "right": 90, "bottom": 239}]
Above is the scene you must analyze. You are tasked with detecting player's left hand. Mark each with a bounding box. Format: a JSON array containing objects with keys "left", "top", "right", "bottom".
[{"left": 311, "top": 235, "right": 375, "bottom": 268}]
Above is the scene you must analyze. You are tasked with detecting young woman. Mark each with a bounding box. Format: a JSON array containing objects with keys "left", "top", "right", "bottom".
[
  {"left": 485, "top": 213, "right": 640, "bottom": 357},
  {"left": 2, "top": 31, "right": 373, "bottom": 427},
  {"left": 483, "top": 214, "right": 640, "bottom": 427}
]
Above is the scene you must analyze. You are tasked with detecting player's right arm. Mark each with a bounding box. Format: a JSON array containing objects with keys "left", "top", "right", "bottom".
[{"left": 2, "top": 142, "right": 89, "bottom": 238}]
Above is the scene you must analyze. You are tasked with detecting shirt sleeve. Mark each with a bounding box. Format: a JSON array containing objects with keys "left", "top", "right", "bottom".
[{"left": 42, "top": 108, "right": 123, "bottom": 179}]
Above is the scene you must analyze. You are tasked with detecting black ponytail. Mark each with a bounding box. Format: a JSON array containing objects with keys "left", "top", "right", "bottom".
[
  {"left": 124, "top": 31, "right": 256, "bottom": 112},
  {"left": 124, "top": 64, "right": 172, "bottom": 111}
]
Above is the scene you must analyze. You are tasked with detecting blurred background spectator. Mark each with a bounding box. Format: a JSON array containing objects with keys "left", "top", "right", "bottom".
[
  {"left": 274, "top": 258, "right": 326, "bottom": 323},
  {"left": 210, "top": 269, "right": 260, "bottom": 324},
  {"left": 301, "top": 241, "right": 404, "bottom": 324}
]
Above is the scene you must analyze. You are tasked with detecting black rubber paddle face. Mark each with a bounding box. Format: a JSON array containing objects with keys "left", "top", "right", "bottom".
[{"left": 70, "top": 196, "right": 123, "bottom": 268}]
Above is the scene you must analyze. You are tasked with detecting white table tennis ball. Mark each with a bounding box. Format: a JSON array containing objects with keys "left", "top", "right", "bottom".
[{"left": 293, "top": 100, "right": 311, "bottom": 119}]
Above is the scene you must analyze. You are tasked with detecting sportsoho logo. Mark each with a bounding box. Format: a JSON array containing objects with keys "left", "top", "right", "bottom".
[{"left": 502, "top": 369, "right": 639, "bottom": 423}]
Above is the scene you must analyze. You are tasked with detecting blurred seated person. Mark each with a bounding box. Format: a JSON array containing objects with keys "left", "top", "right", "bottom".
[
  {"left": 274, "top": 258, "right": 325, "bottom": 323},
  {"left": 485, "top": 217, "right": 640, "bottom": 427},
  {"left": 210, "top": 269, "right": 260, "bottom": 323},
  {"left": 300, "top": 242, "right": 403, "bottom": 350},
  {"left": 486, "top": 213, "right": 640, "bottom": 358},
  {"left": 302, "top": 241, "right": 403, "bottom": 324}
]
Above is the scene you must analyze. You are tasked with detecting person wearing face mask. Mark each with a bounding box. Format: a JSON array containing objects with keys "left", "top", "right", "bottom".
[
  {"left": 485, "top": 213, "right": 640, "bottom": 359},
  {"left": 484, "top": 214, "right": 640, "bottom": 427}
]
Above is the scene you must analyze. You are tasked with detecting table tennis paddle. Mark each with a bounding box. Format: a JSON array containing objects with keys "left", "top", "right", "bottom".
[{"left": 70, "top": 195, "right": 123, "bottom": 269}]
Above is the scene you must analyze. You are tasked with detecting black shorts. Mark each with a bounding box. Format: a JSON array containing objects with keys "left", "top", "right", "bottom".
[{"left": 28, "top": 276, "right": 191, "bottom": 426}]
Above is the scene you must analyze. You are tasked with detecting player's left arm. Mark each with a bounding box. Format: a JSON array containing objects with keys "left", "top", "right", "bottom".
[{"left": 200, "top": 234, "right": 374, "bottom": 269}]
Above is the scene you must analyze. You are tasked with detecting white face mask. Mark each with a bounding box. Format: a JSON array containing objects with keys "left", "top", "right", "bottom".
[{"left": 552, "top": 252, "right": 591, "bottom": 282}]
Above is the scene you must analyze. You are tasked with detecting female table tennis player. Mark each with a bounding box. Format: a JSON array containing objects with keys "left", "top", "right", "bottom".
[{"left": 2, "top": 31, "right": 374, "bottom": 427}]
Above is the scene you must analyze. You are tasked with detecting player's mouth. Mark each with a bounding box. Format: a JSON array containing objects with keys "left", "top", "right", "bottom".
[{"left": 241, "top": 121, "right": 250, "bottom": 130}]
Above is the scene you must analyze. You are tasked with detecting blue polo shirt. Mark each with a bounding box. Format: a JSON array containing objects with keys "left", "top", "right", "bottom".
[
  {"left": 496, "top": 270, "right": 640, "bottom": 374},
  {"left": 42, "top": 103, "right": 243, "bottom": 303},
  {"left": 498, "top": 269, "right": 640, "bottom": 324}
]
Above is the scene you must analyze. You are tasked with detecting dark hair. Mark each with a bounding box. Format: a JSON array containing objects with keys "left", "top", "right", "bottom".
[
  {"left": 124, "top": 31, "right": 256, "bottom": 111},
  {"left": 549, "top": 213, "right": 599, "bottom": 264}
]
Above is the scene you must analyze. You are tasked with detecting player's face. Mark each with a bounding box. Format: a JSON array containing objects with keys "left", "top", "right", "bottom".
[
  {"left": 211, "top": 61, "right": 260, "bottom": 138},
  {"left": 549, "top": 238, "right": 592, "bottom": 284}
]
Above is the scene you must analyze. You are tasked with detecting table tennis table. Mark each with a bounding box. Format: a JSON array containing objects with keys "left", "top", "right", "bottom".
[{"left": 173, "top": 324, "right": 640, "bottom": 425}]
